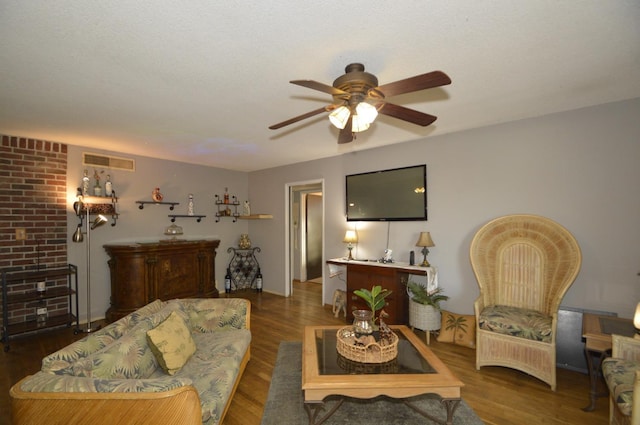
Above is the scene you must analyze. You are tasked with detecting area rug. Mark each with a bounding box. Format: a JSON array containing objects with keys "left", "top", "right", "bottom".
[{"left": 261, "top": 341, "right": 484, "bottom": 425}]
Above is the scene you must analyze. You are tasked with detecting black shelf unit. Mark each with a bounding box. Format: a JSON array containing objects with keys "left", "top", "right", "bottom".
[
  {"left": 168, "top": 214, "right": 206, "bottom": 222},
  {"left": 227, "top": 247, "right": 261, "bottom": 291},
  {"left": 215, "top": 194, "right": 240, "bottom": 222},
  {"left": 1, "top": 264, "right": 79, "bottom": 351},
  {"left": 136, "top": 200, "right": 180, "bottom": 210}
]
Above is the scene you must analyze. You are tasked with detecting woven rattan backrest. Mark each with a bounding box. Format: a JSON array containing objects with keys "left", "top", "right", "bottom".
[{"left": 470, "top": 214, "right": 582, "bottom": 315}]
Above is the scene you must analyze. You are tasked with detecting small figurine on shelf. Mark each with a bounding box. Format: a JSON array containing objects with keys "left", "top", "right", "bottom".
[
  {"left": 239, "top": 234, "right": 251, "bottom": 249},
  {"left": 152, "top": 187, "right": 163, "bottom": 202},
  {"left": 223, "top": 187, "right": 230, "bottom": 204},
  {"left": 187, "top": 194, "right": 195, "bottom": 215},
  {"left": 243, "top": 200, "right": 251, "bottom": 216},
  {"left": 82, "top": 169, "right": 90, "bottom": 196},
  {"left": 105, "top": 175, "right": 113, "bottom": 197},
  {"left": 93, "top": 169, "right": 103, "bottom": 196}
]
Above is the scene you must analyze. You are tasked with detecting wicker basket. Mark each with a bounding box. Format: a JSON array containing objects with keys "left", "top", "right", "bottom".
[
  {"left": 409, "top": 300, "right": 441, "bottom": 331},
  {"left": 336, "top": 326, "right": 398, "bottom": 363}
]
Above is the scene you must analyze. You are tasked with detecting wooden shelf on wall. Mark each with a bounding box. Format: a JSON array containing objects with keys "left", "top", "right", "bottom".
[{"left": 237, "top": 214, "right": 273, "bottom": 220}]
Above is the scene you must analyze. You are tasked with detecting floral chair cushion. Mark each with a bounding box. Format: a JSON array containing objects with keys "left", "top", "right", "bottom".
[
  {"left": 602, "top": 357, "right": 640, "bottom": 417},
  {"left": 478, "top": 304, "right": 552, "bottom": 343}
]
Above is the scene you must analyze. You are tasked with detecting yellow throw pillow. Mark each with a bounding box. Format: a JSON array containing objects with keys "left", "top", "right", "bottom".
[
  {"left": 147, "top": 311, "right": 196, "bottom": 375},
  {"left": 437, "top": 310, "right": 476, "bottom": 348}
]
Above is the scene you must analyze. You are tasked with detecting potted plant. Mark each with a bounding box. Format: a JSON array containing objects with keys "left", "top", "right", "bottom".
[
  {"left": 406, "top": 281, "right": 449, "bottom": 341},
  {"left": 353, "top": 285, "right": 392, "bottom": 332}
]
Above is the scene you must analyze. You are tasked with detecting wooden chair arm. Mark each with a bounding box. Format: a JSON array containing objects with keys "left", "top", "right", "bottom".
[{"left": 11, "top": 378, "right": 203, "bottom": 425}]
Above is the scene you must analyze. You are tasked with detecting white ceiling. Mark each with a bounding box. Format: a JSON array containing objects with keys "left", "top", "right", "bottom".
[{"left": 1, "top": 1, "right": 639, "bottom": 172}]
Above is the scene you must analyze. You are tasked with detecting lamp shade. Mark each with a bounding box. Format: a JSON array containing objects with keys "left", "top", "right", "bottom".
[
  {"left": 329, "top": 106, "right": 351, "bottom": 129},
  {"left": 91, "top": 214, "right": 108, "bottom": 230},
  {"left": 73, "top": 200, "right": 84, "bottom": 216},
  {"left": 351, "top": 114, "right": 370, "bottom": 133},
  {"left": 72, "top": 224, "right": 84, "bottom": 242},
  {"left": 343, "top": 230, "right": 358, "bottom": 244},
  {"left": 634, "top": 302, "right": 640, "bottom": 330},
  {"left": 355, "top": 102, "right": 378, "bottom": 124},
  {"left": 416, "top": 231, "right": 435, "bottom": 247}
]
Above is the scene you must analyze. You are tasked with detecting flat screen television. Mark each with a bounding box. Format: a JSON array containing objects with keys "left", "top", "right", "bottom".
[{"left": 346, "top": 164, "right": 427, "bottom": 221}]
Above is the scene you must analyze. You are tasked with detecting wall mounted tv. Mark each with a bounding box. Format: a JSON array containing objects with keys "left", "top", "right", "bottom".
[{"left": 346, "top": 164, "right": 427, "bottom": 221}]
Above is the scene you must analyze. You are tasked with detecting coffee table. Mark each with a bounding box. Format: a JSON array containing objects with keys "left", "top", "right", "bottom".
[{"left": 302, "top": 325, "right": 464, "bottom": 425}]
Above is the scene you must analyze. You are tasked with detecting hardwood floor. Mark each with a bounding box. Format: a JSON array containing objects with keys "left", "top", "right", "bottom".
[{"left": 1, "top": 280, "right": 609, "bottom": 424}]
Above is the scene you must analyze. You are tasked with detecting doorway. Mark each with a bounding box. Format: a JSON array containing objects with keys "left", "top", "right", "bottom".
[
  {"left": 286, "top": 180, "right": 323, "bottom": 300},
  {"left": 305, "top": 192, "right": 322, "bottom": 281}
]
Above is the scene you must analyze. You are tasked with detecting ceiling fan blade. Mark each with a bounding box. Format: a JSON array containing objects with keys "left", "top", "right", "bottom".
[
  {"left": 268, "top": 106, "right": 331, "bottom": 130},
  {"left": 378, "top": 102, "right": 438, "bottom": 126},
  {"left": 290, "top": 80, "right": 349, "bottom": 97},
  {"left": 376, "top": 71, "right": 451, "bottom": 98},
  {"left": 337, "top": 116, "right": 354, "bottom": 144}
]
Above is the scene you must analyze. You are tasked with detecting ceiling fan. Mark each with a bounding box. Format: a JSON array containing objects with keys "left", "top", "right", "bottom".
[{"left": 269, "top": 63, "right": 451, "bottom": 144}]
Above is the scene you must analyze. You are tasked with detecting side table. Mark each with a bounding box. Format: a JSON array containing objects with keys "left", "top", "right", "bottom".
[
  {"left": 582, "top": 313, "right": 635, "bottom": 411},
  {"left": 227, "top": 247, "right": 261, "bottom": 291}
]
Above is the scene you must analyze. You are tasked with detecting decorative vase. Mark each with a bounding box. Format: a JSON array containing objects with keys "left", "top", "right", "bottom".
[
  {"left": 187, "top": 194, "right": 194, "bottom": 215},
  {"left": 352, "top": 309, "right": 374, "bottom": 336},
  {"left": 82, "top": 170, "right": 90, "bottom": 196},
  {"left": 152, "top": 187, "right": 163, "bottom": 202},
  {"left": 105, "top": 175, "right": 113, "bottom": 196},
  {"left": 238, "top": 234, "right": 251, "bottom": 249}
]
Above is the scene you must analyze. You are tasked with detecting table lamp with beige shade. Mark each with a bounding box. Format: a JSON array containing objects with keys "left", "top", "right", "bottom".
[
  {"left": 415, "top": 231, "right": 435, "bottom": 267},
  {"left": 343, "top": 230, "right": 358, "bottom": 260}
]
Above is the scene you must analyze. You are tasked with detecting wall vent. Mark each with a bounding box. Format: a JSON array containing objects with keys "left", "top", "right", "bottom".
[{"left": 83, "top": 152, "right": 135, "bottom": 171}]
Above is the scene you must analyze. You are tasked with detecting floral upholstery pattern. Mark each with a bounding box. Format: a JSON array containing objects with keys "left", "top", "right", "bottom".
[
  {"left": 478, "top": 304, "right": 552, "bottom": 343},
  {"left": 602, "top": 357, "right": 640, "bottom": 417},
  {"left": 19, "top": 298, "right": 251, "bottom": 425},
  {"left": 180, "top": 329, "right": 251, "bottom": 424},
  {"left": 182, "top": 298, "right": 249, "bottom": 332},
  {"left": 41, "top": 299, "right": 166, "bottom": 374}
]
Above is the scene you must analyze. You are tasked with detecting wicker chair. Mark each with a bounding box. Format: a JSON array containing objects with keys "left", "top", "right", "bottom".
[
  {"left": 602, "top": 334, "right": 640, "bottom": 425},
  {"left": 470, "top": 214, "right": 582, "bottom": 391}
]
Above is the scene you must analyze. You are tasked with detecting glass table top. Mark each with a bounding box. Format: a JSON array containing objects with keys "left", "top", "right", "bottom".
[{"left": 314, "top": 328, "right": 436, "bottom": 376}]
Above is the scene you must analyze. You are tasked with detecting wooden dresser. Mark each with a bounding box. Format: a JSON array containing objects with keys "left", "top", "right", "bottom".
[
  {"left": 327, "top": 259, "right": 430, "bottom": 325},
  {"left": 104, "top": 239, "right": 220, "bottom": 322}
]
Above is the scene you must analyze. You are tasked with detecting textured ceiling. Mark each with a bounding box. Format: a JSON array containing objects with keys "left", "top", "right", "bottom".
[{"left": 1, "top": 1, "right": 639, "bottom": 172}]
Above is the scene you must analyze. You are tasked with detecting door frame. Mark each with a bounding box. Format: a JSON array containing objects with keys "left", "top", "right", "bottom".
[{"left": 284, "top": 179, "right": 324, "bottom": 301}]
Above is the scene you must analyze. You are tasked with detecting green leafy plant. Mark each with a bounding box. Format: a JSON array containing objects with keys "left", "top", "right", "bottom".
[
  {"left": 406, "top": 281, "right": 448, "bottom": 309},
  {"left": 353, "top": 285, "right": 392, "bottom": 324}
]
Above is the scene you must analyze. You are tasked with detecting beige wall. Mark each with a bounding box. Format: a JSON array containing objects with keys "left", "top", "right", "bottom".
[{"left": 248, "top": 98, "right": 640, "bottom": 317}]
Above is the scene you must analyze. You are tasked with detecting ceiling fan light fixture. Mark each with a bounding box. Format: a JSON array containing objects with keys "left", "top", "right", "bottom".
[
  {"left": 355, "top": 102, "right": 378, "bottom": 124},
  {"left": 351, "top": 114, "right": 370, "bottom": 133},
  {"left": 328, "top": 106, "right": 350, "bottom": 129}
]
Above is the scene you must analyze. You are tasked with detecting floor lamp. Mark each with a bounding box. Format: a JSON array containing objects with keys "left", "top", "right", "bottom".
[{"left": 72, "top": 201, "right": 107, "bottom": 333}]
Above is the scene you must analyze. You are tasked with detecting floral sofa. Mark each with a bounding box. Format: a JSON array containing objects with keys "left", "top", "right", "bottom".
[{"left": 10, "top": 298, "right": 251, "bottom": 425}]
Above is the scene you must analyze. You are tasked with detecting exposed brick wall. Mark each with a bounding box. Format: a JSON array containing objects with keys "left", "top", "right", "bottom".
[{"left": 1, "top": 135, "right": 69, "bottom": 327}]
